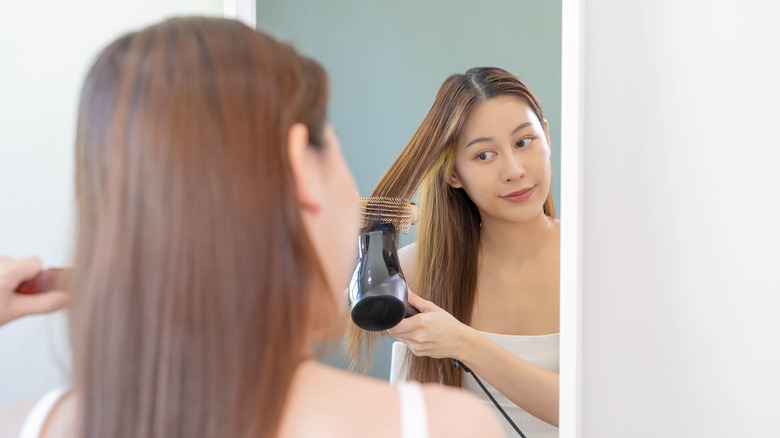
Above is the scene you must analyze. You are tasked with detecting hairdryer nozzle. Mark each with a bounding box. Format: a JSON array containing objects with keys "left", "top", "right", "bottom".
[{"left": 350, "top": 286, "right": 406, "bottom": 331}]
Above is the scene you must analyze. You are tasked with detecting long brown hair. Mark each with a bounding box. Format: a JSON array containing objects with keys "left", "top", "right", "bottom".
[
  {"left": 70, "top": 17, "right": 331, "bottom": 437},
  {"left": 347, "top": 67, "right": 555, "bottom": 387}
]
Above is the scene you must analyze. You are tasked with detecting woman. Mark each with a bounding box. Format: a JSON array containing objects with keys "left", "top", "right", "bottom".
[
  {"left": 0, "top": 18, "right": 502, "bottom": 438},
  {"left": 350, "top": 67, "right": 559, "bottom": 437}
]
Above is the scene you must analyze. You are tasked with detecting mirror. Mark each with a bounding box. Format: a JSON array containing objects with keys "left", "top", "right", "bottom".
[
  {"left": 255, "top": 0, "right": 564, "bottom": 380},
  {"left": 0, "top": 0, "right": 581, "bottom": 433}
]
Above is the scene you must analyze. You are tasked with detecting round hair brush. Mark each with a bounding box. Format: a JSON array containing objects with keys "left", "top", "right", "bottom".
[
  {"left": 348, "top": 197, "right": 420, "bottom": 331},
  {"left": 358, "top": 196, "right": 420, "bottom": 234}
]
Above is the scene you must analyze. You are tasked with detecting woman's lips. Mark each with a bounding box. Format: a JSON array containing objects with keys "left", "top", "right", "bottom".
[{"left": 501, "top": 186, "right": 535, "bottom": 203}]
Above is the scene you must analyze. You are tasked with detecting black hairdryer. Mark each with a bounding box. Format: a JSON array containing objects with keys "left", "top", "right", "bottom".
[{"left": 348, "top": 197, "right": 419, "bottom": 331}]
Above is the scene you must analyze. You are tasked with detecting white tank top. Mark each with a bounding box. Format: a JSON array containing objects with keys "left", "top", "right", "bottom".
[
  {"left": 461, "top": 332, "right": 559, "bottom": 438},
  {"left": 391, "top": 333, "right": 559, "bottom": 438},
  {"left": 18, "top": 386, "right": 68, "bottom": 438},
  {"left": 20, "top": 384, "right": 428, "bottom": 438},
  {"left": 397, "top": 381, "right": 429, "bottom": 438}
]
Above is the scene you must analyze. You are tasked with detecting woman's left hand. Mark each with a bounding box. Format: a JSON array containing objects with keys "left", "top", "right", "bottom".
[
  {"left": 0, "top": 256, "right": 69, "bottom": 326},
  {"left": 387, "top": 289, "right": 474, "bottom": 361}
]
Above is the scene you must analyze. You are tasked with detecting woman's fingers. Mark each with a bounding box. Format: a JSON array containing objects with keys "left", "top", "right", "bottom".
[
  {"left": 10, "top": 291, "right": 69, "bottom": 316},
  {"left": 0, "top": 256, "right": 43, "bottom": 292},
  {"left": 388, "top": 316, "right": 417, "bottom": 337},
  {"left": 406, "top": 289, "right": 440, "bottom": 312},
  {"left": 0, "top": 257, "right": 69, "bottom": 325}
]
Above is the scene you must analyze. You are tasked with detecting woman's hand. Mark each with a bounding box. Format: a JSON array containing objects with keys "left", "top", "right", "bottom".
[
  {"left": 387, "top": 289, "right": 474, "bottom": 361},
  {"left": 0, "top": 256, "right": 69, "bottom": 326}
]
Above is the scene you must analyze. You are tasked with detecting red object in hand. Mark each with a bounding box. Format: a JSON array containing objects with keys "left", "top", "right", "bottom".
[{"left": 14, "top": 268, "right": 67, "bottom": 295}]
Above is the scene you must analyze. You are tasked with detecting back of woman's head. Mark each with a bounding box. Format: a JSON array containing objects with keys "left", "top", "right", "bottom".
[{"left": 71, "top": 17, "right": 329, "bottom": 437}]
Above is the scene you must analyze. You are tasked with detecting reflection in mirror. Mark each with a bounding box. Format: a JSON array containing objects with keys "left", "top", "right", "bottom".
[{"left": 258, "top": 0, "right": 563, "bottom": 435}]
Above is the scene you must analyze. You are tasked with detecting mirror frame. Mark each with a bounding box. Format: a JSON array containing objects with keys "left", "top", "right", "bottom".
[{"left": 559, "top": 0, "right": 584, "bottom": 436}]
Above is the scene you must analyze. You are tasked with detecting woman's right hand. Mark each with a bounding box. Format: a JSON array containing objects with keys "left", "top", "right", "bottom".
[{"left": 0, "top": 256, "right": 69, "bottom": 326}]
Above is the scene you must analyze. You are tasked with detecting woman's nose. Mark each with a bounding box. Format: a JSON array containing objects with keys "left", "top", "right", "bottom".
[{"left": 501, "top": 153, "right": 527, "bottom": 182}]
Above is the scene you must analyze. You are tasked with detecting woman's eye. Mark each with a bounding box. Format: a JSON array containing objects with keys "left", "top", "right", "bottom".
[
  {"left": 476, "top": 151, "right": 496, "bottom": 161},
  {"left": 516, "top": 137, "right": 533, "bottom": 148}
]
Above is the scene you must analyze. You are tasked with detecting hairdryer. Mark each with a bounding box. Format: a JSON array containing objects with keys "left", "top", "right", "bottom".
[{"left": 348, "top": 197, "right": 419, "bottom": 331}]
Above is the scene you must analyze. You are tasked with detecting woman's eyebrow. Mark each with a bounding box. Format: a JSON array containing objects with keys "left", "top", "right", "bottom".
[
  {"left": 510, "top": 121, "right": 533, "bottom": 136},
  {"left": 465, "top": 121, "right": 533, "bottom": 148}
]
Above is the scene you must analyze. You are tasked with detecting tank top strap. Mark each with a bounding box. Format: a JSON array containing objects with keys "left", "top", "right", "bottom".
[
  {"left": 397, "top": 381, "right": 428, "bottom": 438},
  {"left": 18, "top": 386, "right": 69, "bottom": 438}
]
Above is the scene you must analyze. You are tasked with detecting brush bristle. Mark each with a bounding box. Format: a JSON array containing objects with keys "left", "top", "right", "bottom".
[{"left": 359, "top": 196, "right": 419, "bottom": 233}]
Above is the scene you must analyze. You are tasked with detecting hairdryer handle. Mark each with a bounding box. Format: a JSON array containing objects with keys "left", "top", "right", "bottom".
[{"left": 404, "top": 303, "right": 419, "bottom": 318}]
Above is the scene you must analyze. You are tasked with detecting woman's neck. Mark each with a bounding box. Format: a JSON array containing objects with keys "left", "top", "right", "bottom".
[{"left": 479, "top": 211, "right": 556, "bottom": 266}]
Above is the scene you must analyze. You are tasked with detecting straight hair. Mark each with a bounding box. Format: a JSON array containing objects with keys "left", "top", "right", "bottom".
[
  {"left": 346, "top": 67, "right": 555, "bottom": 387},
  {"left": 70, "top": 17, "right": 331, "bottom": 437}
]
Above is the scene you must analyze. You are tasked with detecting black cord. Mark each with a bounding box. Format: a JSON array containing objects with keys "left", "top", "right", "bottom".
[{"left": 451, "top": 359, "right": 527, "bottom": 438}]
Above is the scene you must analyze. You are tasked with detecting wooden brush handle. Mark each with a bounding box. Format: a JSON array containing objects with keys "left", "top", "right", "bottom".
[{"left": 14, "top": 268, "right": 67, "bottom": 295}]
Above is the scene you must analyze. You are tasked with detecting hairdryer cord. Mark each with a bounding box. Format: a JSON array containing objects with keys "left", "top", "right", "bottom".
[{"left": 451, "top": 359, "right": 527, "bottom": 438}]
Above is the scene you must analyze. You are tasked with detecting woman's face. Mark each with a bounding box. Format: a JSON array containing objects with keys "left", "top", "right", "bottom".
[{"left": 450, "top": 95, "right": 552, "bottom": 224}]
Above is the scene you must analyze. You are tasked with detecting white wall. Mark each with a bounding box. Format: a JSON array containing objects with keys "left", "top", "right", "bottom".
[
  {"left": 0, "top": 0, "right": 224, "bottom": 409},
  {"left": 578, "top": 0, "right": 780, "bottom": 436}
]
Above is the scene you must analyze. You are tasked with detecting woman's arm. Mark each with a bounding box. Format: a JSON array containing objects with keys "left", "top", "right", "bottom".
[
  {"left": 389, "top": 292, "right": 559, "bottom": 427},
  {"left": 459, "top": 326, "right": 559, "bottom": 426}
]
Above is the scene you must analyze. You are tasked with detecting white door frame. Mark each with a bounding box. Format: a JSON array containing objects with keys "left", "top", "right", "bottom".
[
  {"left": 223, "top": 0, "right": 255, "bottom": 28},
  {"left": 559, "top": 0, "right": 584, "bottom": 436}
]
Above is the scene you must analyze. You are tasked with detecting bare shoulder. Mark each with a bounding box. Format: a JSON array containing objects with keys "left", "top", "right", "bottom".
[
  {"left": 398, "top": 242, "right": 417, "bottom": 284},
  {"left": 286, "top": 364, "right": 504, "bottom": 437},
  {"left": 282, "top": 364, "right": 401, "bottom": 437},
  {"left": 546, "top": 217, "right": 561, "bottom": 256},
  {"left": 421, "top": 384, "right": 505, "bottom": 437},
  {"left": 0, "top": 398, "right": 37, "bottom": 437},
  {"left": 551, "top": 217, "right": 561, "bottom": 238}
]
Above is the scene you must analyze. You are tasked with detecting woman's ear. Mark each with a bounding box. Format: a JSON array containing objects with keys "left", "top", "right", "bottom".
[
  {"left": 448, "top": 172, "right": 463, "bottom": 189},
  {"left": 287, "top": 123, "right": 324, "bottom": 214},
  {"left": 543, "top": 119, "right": 551, "bottom": 146}
]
